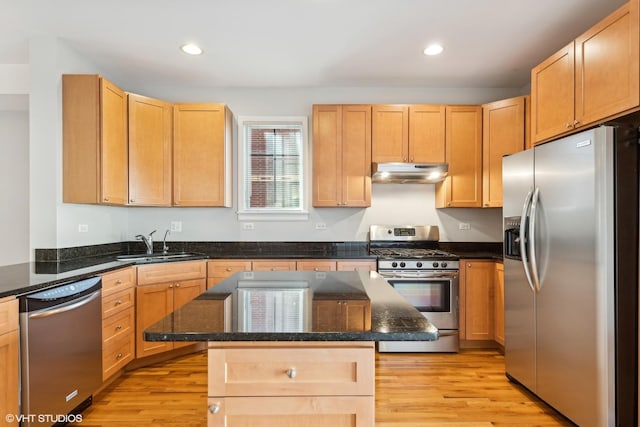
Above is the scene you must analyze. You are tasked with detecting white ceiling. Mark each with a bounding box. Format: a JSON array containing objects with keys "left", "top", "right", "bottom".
[{"left": 0, "top": 0, "right": 629, "bottom": 90}]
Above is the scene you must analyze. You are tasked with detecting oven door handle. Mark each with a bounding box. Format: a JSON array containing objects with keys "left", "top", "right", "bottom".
[{"left": 381, "top": 272, "right": 458, "bottom": 279}]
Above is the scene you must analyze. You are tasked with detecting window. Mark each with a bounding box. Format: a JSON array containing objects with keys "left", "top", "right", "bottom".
[{"left": 237, "top": 116, "right": 309, "bottom": 220}]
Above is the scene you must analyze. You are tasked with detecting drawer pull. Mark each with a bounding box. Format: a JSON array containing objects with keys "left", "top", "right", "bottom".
[
  {"left": 115, "top": 325, "right": 123, "bottom": 331},
  {"left": 116, "top": 279, "right": 122, "bottom": 285},
  {"left": 208, "top": 403, "right": 221, "bottom": 414},
  {"left": 226, "top": 267, "right": 232, "bottom": 272},
  {"left": 287, "top": 368, "right": 297, "bottom": 379},
  {"left": 115, "top": 300, "right": 123, "bottom": 306},
  {"left": 116, "top": 353, "right": 123, "bottom": 360}
]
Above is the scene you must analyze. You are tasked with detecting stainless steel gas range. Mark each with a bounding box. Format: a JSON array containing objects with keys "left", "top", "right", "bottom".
[{"left": 369, "top": 225, "right": 459, "bottom": 352}]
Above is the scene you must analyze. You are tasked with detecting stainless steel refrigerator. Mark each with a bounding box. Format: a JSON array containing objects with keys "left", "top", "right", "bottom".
[{"left": 502, "top": 125, "right": 638, "bottom": 427}]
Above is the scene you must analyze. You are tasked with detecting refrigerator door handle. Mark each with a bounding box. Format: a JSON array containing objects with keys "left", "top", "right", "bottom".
[
  {"left": 519, "top": 189, "right": 535, "bottom": 293},
  {"left": 529, "top": 187, "right": 542, "bottom": 292}
]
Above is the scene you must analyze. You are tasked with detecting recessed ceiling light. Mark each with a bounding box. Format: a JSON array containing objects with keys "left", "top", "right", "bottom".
[
  {"left": 423, "top": 44, "right": 444, "bottom": 56},
  {"left": 181, "top": 43, "right": 203, "bottom": 55}
]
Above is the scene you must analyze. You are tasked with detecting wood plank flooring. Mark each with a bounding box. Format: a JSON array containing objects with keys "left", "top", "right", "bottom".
[{"left": 72, "top": 349, "right": 574, "bottom": 427}]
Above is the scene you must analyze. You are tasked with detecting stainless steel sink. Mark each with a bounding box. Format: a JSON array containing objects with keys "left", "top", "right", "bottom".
[{"left": 116, "top": 252, "right": 203, "bottom": 263}]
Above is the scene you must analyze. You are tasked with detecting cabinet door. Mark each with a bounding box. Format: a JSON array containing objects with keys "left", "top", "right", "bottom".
[
  {"left": 531, "top": 43, "right": 575, "bottom": 144},
  {"left": 136, "top": 283, "right": 173, "bottom": 358},
  {"left": 312, "top": 300, "right": 341, "bottom": 332},
  {"left": 575, "top": 1, "right": 639, "bottom": 127},
  {"left": 408, "top": 105, "right": 445, "bottom": 163},
  {"left": 173, "top": 103, "right": 231, "bottom": 207},
  {"left": 0, "top": 330, "right": 19, "bottom": 426},
  {"left": 482, "top": 96, "right": 525, "bottom": 207},
  {"left": 436, "top": 106, "right": 483, "bottom": 208},
  {"left": 494, "top": 263, "right": 505, "bottom": 346},
  {"left": 461, "top": 260, "right": 495, "bottom": 341},
  {"left": 341, "top": 105, "right": 371, "bottom": 207},
  {"left": 312, "top": 105, "right": 342, "bottom": 207},
  {"left": 372, "top": 105, "right": 409, "bottom": 162},
  {"left": 100, "top": 78, "right": 129, "bottom": 205},
  {"left": 173, "top": 279, "right": 206, "bottom": 349},
  {"left": 342, "top": 300, "right": 371, "bottom": 332},
  {"left": 128, "top": 93, "right": 173, "bottom": 206}
]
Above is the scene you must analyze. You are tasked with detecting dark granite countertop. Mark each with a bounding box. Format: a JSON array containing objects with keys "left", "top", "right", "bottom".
[{"left": 144, "top": 270, "right": 439, "bottom": 342}]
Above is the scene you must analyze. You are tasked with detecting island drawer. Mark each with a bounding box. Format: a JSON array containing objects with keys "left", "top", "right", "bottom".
[
  {"left": 101, "top": 267, "right": 135, "bottom": 296},
  {"left": 208, "top": 342, "right": 374, "bottom": 397},
  {"left": 206, "top": 395, "right": 374, "bottom": 427},
  {"left": 102, "top": 287, "right": 135, "bottom": 318}
]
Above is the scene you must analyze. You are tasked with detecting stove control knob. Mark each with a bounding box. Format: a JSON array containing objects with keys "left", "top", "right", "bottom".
[
  {"left": 441, "top": 262, "right": 448, "bottom": 268},
  {"left": 416, "top": 262, "right": 423, "bottom": 268},
  {"left": 399, "top": 262, "right": 406, "bottom": 268},
  {"left": 392, "top": 262, "right": 398, "bottom": 268},
  {"left": 432, "top": 262, "right": 439, "bottom": 268}
]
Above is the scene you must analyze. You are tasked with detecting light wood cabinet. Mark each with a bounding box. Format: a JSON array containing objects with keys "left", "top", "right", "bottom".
[
  {"left": 482, "top": 96, "right": 526, "bottom": 207},
  {"left": 408, "top": 104, "right": 446, "bottom": 163},
  {"left": 207, "top": 260, "right": 252, "bottom": 289},
  {"left": 494, "top": 263, "right": 505, "bottom": 346},
  {"left": 101, "top": 267, "right": 136, "bottom": 380},
  {"left": 336, "top": 260, "right": 377, "bottom": 272},
  {"left": 312, "top": 299, "right": 371, "bottom": 332},
  {"left": 0, "top": 297, "right": 18, "bottom": 427},
  {"left": 372, "top": 104, "right": 446, "bottom": 163},
  {"left": 63, "top": 74, "right": 128, "bottom": 205},
  {"left": 173, "top": 103, "right": 232, "bottom": 207},
  {"left": 372, "top": 104, "right": 409, "bottom": 162},
  {"left": 207, "top": 342, "right": 374, "bottom": 426},
  {"left": 436, "top": 106, "right": 483, "bottom": 208},
  {"left": 296, "top": 260, "right": 338, "bottom": 271},
  {"left": 531, "top": 1, "right": 639, "bottom": 143},
  {"left": 459, "top": 260, "right": 495, "bottom": 342},
  {"left": 128, "top": 93, "right": 173, "bottom": 206},
  {"left": 312, "top": 104, "right": 371, "bottom": 207},
  {"left": 252, "top": 260, "right": 296, "bottom": 271},
  {"left": 136, "top": 261, "right": 206, "bottom": 358}
]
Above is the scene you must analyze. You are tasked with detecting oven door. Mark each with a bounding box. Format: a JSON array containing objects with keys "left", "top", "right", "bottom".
[{"left": 382, "top": 271, "right": 459, "bottom": 330}]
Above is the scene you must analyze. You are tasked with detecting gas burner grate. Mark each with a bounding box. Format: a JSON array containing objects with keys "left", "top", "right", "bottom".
[{"left": 369, "top": 248, "right": 457, "bottom": 259}]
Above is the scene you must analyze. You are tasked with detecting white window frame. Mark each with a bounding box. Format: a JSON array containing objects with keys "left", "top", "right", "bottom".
[{"left": 237, "top": 115, "right": 309, "bottom": 221}]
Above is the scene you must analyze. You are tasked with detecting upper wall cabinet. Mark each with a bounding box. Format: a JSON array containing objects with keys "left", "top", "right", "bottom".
[
  {"left": 482, "top": 96, "right": 526, "bottom": 208},
  {"left": 371, "top": 104, "right": 409, "bottom": 162},
  {"left": 371, "top": 104, "right": 446, "bottom": 163},
  {"left": 435, "top": 106, "right": 483, "bottom": 208},
  {"left": 128, "top": 93, "right": 173, "bottom": 206},
  {"left": 531, "top": 1, "right": 639, "bottom": 143},
  {"left": 63, "top": 74, "right": 128, "bottom": 205},
  {"left": 173, "top": 104, "right": 232, "bottom": 207},
  {"left": 312, "top": 104, "right": 371, "bottom": 207}
]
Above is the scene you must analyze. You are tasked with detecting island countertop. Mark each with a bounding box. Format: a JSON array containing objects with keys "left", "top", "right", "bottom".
[{"left": 144, "top": 270, "right": 438, "bottom": 342}]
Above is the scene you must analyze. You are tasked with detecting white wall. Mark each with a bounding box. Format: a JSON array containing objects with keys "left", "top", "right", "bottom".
[
  {"left": 0, "top": 110, "right": 29, "bottom": 266},
  {"left": 28, "top": 39, "right": 517, "bottom": 253}
]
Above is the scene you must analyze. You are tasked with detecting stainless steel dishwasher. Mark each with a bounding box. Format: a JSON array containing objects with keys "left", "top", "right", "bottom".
[{"left": 19, "top": 276, "right": 102, "bottom": 427}]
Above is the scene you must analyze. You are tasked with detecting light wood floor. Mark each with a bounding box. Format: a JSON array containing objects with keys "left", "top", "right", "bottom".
[{"left": 73, "top": 349, "right": 574, "bottom": 427}]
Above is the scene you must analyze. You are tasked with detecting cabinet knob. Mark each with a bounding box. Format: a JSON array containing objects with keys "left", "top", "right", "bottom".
[
  {"left": 208, "top": 403, "right": 221, "bottom": 414},
  {"left": 116, "top": 325, "right": 123, "bottom": 331},
  {"left": 566, "top": 123, "right": 572, "bottom": 129},
  {"left": 573, "top": 119, "right": 580, "bottom": 126},
  {"left": 287, "top": 368, "right": 297, "bottom": 379},
  {"left": 176, "top": 283, "right": 180, "bottom": 288},
  {"left": 116, "top": 279, "right": 122, "bottom": 285},
  {"left": 169, "top": 284, "right": 173, "bottom": 288},
  {"left": 314, "top": 267, "right": 319, "bottom": 271},
  {"left": 116, "top": 353, "right": 123, "bottom": 360},
  {"left": 115, "top": 300, "right": 122, "bottom": 305},
  {"left": 226, "top": 267, "right": 232, "bottom": 272},
  {"left": 104, "top": 197, "right": 109, "bottom": 202},
  {"left": 130, "top": 199, "right": 135, "bottom": 203}
]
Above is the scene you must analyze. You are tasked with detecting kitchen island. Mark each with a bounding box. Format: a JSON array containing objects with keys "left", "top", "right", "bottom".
[{"left": 145, "top": 270, "right": 438, "bottom": 426}]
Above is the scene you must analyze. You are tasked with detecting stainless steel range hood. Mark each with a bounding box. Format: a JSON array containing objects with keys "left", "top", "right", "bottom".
[{"left": 371, "top": 162, "right": 448, "bottom": 183}]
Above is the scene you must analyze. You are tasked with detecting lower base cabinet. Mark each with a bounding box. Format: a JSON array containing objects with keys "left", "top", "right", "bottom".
[
  {"left": 0, "top": 297, "right": 18, "bottom": 427},
  {"left": 207, "top": 342, "right": 375, "bottom": 427}
]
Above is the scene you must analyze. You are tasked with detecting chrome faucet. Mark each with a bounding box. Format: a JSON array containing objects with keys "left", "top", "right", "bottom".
[
  {"left": 136, "top": 230, "right": 156, "bottom": 255},
  {"left": 162, "top": 229, "right": 170, "bottom": 254}
]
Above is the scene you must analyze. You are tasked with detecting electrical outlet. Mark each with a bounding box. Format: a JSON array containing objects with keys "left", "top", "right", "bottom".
[
  {"left": 315, "top": 222, "right": 327, "bottom": 230},
  {"left": 459, "top": 222, "right": 471, "bottom": 230},
  {"left": 170, "top": 221, "right": 182, "bottom": 232},
  {"left": 78, "top": 224, "right": 89, "bottom": 232},
  {"left": 242, "top": 222, "right": 255, "bottom": 230}
]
